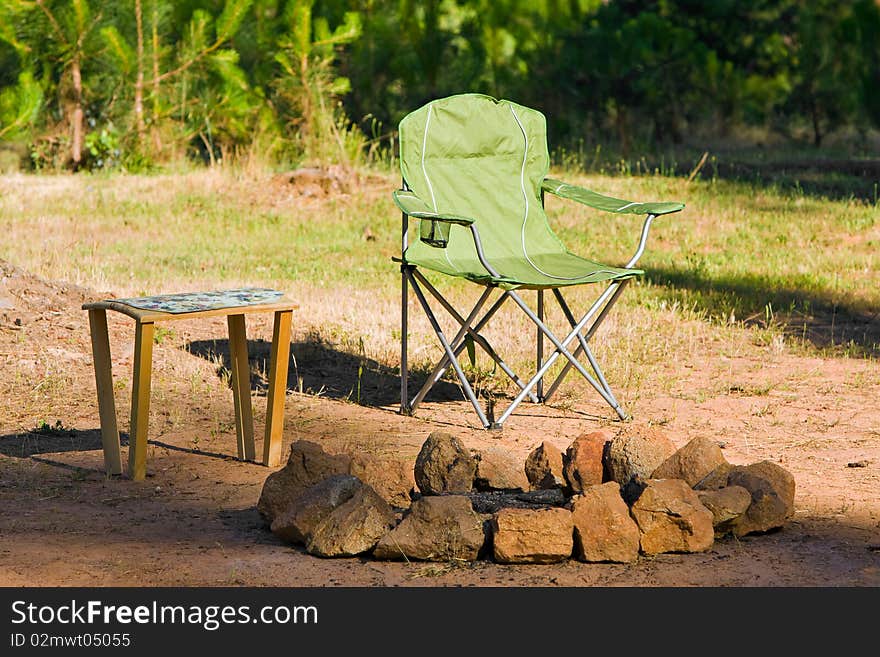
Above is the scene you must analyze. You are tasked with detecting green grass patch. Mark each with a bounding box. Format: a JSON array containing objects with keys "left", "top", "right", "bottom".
[{"left": 0, "top": 165, "right": 877, "bottom": 363}]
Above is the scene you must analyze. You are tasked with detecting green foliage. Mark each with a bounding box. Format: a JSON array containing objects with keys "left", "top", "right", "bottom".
[
  {"left": 100, "top": 25, "right": 134, "bottom": 74},
  {"left": 1, "top": 0, "right": 879, "bottom": 170},
  {"left": 272, "top": 2, "right": 364, "bottom": 165},
  {"left": 0, "top": 71, "right": 43, "bottom": 140},
  {"left": 84, "top": 124, "right": 121, "bottom": 170}
]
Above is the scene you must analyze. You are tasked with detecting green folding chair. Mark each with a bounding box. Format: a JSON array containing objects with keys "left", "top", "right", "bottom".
[{"left": 393, "top": 93, "right": 683, "bottom": 428}]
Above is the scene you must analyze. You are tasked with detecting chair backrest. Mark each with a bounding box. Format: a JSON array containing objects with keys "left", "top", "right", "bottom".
[{"left": 399, "top": 94, "right": 568, "bottom": 266}]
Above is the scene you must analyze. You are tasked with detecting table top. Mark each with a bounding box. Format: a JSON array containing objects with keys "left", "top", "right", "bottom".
[{"left": 83, "top": 288, "right": 297, "bottom": 323}]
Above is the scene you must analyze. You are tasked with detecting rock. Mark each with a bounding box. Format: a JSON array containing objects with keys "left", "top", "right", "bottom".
[
  {"left": 269, "top": 474, "right": 361, "bottom": 544},
  {"left": 606, "top": 427, "right": 677, "bottom": 484},
  {"left": 258, "top": 471, "right": 301, "bottom": 525},
  {"left": 257, "top": 441, "right": 352, "bottom": 523},
  {"left": 570, "top": 482, "right": 640, "bottom": 563},
  {"left": 652, "top": 436, "right": 728, "bottom": 487},
  {"left": 473, "top": 447, "right": 529, "bottom": 492},
  {"left": 305, "top": 484, "right": 396, "bottom": 557},
  {"left": 629, "top": 479, "right": 714, "bottom": 554},
  {"left": 563, "top": 429, "right": 612, "bottom": 493},
  {"left": 373, "top": 496, "right": 487, "bottom": 561},
  {"left": 697, "top": 486, "right": 752, "bottom": 535},
  {"left": 349, "top": 453, "right": 414, "bottom": 508},
  {"left": 694, "top": 463, "right": 734, "bottom": 491},
  {"left": 491, "top": 508, "right": 573, "bottom": 564},
  {"left": 525, "top": 441, "right": 565, "bottom": 490},
  {"left": 468, "top": 489, "right": 567, "bottom": 514},
  {"left": 414, "top": 432, "right": 476, "bottom": 495},
  {"left": 726, "top": 461, "right": 796, "bottom": 536}
]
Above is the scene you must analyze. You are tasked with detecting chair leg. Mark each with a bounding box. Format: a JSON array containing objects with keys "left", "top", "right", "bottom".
[
  {"left": 543, "top": 281, "right": 629, "bottom": 402},
  {"left": 536, "top": 289, "right": 544, "bottom": 402},
  {"left": 553, "top": 289, "right": 619, "bottom": 401},
  {"left": 411, "top": 270, "right": 538, "bottom": 405},
  {"left": 408, "top": 282, "right": 494, "bottom": 412},
  {"left": 495, "top": 290, "right": 627, "bottom": 426},
  {"left": 400, "top": 271, "right": 631, "bottom": 428},
  {"left": 406, "top": 272, "right": 491, "bottom": 428},
  {"left": 400, "top": 265, "right": 410, "bottom": 415}
]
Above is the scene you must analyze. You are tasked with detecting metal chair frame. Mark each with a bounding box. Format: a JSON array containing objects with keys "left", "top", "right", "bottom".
[{"left": 399, "top": 181, "right": 658, "bottom": 429}]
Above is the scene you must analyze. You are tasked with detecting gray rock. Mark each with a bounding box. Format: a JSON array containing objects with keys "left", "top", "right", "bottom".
[
  {"left": 269, "top": 474, "right": 361, "bottom": 544},
  {"left": 525, "top": 441, "right": 565, "bottom": 490},
  {"left": 473, "top": 446, "right": 529, "bottom": 492},
  {"left": 257, "top": 441, "right": 352, "bottom": 523},
  {"left": 305, "top": 484, "right": 396, "bottom": 557},
  {"left": 373, "top": 496, "right": 487, "bottom": 561},
  {"left": 629, "top": 479, "right": 714, "bottom": 554},
  {"left": 491, "top": 508, "right": 574, "bottom": 564},
  {"left": 571, "top": 482, "right": 640, "bottom": 563},
  {"left": 652, "top": 436, "right": 729, "bottom": 487},
  {"left": 606, "top": 427, "right": 677, "bottom": 485},
  {"left": 694, "top": 463, "right": 734, "bottom": 491},
  {"left": 697, "top": 486, "right": 752, "bottom": 535},
  {"left": 414, "top": 432, "right": 476, "bottom": 495},
  {"left": 727, "top": 461, "right": 796, "bottom": 536}
]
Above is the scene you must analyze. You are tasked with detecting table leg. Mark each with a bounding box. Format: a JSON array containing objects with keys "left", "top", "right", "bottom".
[
  {"left": 87, "top": 309, "right": 122, "bottom": 475},
  {"left": 263, "top": 310, "right": 292, "bottom": 467},
  {"left": 227, "top": 313, "right": 256, "bottom": 461},
  {"left": 129, "top": 320, "right": 154, "bottom": 481}
]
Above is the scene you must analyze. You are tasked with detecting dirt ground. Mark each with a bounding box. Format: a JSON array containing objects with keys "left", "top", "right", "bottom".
[{"left": 1, "top": 259, "right": 878, "bottom": 587}]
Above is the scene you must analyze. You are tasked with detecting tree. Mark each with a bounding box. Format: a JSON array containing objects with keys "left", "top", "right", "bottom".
[
  {"left": 101, "top": 0, "right": 255, "bottom": 161},
  {"left": 272, "top": 0, "right": 362, "bottom": 165},
  {"left": 1, "top": 0, "right": 104, "bottom": 167},
  {"left": 785, "top": 2, "right": 860, "bottom": 146}
]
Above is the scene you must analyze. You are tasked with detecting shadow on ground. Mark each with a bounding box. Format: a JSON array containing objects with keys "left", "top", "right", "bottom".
[
  {"left": 646, "top": 266, "right": 880, "bottom": 356},
  {"left": 618, "top": 152, "right": 880, "bottom": 202},
  {"left": 0, "top": 427, "right": 128, "bottom": 459},
  {"left": 185, "top": 336, "right": 465, "bottom": 407},
  {"left": 706, "top": 157, "right": 880, "bottom": 202}
]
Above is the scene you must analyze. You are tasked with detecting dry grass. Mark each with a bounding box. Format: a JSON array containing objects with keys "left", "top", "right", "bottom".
[{"left": 1, "top": 166, "right": 876, "bottom": 413}]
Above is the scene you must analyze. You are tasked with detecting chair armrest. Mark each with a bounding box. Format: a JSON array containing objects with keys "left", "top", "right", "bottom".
[
  {"left": 392, "top": 190, "right": 475, "bottom": 226},
  {"left": 542, "top": 178, "right": 684, "bottom": 216}
]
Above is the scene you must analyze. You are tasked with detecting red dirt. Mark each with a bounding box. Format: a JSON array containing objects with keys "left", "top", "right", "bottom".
[{"left": 1, "top": 260, "right": 878, "bottom": 586}]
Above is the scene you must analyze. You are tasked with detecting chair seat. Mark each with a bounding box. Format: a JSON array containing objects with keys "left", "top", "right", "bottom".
[{"left": 399, "top": 250, "right": 643, "bottom": 290}]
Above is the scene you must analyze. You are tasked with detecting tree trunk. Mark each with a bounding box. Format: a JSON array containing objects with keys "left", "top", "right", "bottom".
[
  {"left": 151, "top": 1, "right": 160, "bottom": 119},
  {"left": 615, "top": 103, "right": 630, "bottom": 156},
  {"left": 151, "top": 0, "right": 162, "bottom": 153},
  {"left": 134, "top": 0, "right": 146, "bottom": 141},
  {"left": 810, "top": 96, "right": 823, "bottom": 147},
  {"left": 70, "top": 57, "right": 84, "bottom": 168}
]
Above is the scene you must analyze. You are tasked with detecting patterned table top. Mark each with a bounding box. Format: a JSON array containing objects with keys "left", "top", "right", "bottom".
[{"left": 111, "top": 288, "right": 285, "bottom": 314}]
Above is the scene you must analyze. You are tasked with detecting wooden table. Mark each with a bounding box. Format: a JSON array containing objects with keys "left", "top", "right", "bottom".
[{"left": 83, "top": 291, "right": 296, "bottom": 480}]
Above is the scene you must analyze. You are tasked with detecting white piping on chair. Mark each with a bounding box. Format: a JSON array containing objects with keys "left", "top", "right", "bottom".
[
  {"left": 509, "top": 105, "right": 583, "bottom": 281},
  {"left": 421, "top": 106, "right": 438, "bottom": 212},
  {"left": 510, "top": 105, "right": 625, "bottom": 282},
  {"left": 421, "top": 104, "right": 456, "bottom": 271}
]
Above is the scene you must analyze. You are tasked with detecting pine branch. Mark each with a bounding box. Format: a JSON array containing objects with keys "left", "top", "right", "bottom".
[
  {"left": 150, "top": 41, "right": 220, "bottom": 84},
  {"left": 34, "top": 0, "right": 68, "bottom": 46}
]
